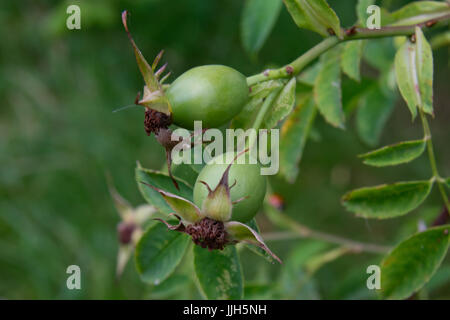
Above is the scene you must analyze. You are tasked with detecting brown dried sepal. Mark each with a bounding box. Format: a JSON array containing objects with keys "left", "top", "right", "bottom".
[
  {"left": 185, "top": 218, "right": 230, "bottom": 250},
  {"left": 144, "top": 108, "right": 172, "bottom": 136},
  {"left": 117, "top": 221, "right": 136, "bottom": 244}
]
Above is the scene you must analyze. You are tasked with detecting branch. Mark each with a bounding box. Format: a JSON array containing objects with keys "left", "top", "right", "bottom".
[
  {"left": 419, "top": 108, "right": 450, "bottom": 213},
  {"left": 263, "top": 204, "right": 392, "bottom": 254},
  {"left": 247, "top": 13, "right": 450, "bottom": 86}
]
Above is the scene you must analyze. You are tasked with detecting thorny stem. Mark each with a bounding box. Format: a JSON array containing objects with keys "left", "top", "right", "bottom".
[
  {"left": 246, "top": 13, "right": 450, "bottom": 86},
  {"left": 263, "top": 204, "right": 391, "bottom": 254},
  {"left": 419, "top": 108, "right": 450, "bottom": 213}
]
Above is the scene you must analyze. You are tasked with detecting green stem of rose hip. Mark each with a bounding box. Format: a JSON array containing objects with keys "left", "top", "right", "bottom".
[
  {"left": 246, "top": 13, "right": 450, "bottom": 86},
  {"left": 419, "top": 108, "right": 450, "bottom": 213},
  {"left": 245, "top": 89, "right": 280, "bottom": 150},
  {"left": 247, "top": 37, "right": 339, "bottom": 86}
]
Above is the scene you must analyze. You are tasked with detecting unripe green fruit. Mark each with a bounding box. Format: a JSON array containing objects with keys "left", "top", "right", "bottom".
[
  {"left": 166, "top": 65, "right": 249, "bottom": 129},
  {"left": 193, "top": 153, "right": 267, "bottom": 223}
]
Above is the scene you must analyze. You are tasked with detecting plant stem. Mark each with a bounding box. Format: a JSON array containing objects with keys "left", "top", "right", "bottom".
[
  {"left": 247, "top": 37, "right": 339, "bottom": 86},
  {"left": 419, "top": 108, "right": 450, "bottom": 213},
  {"left": 247, "top": 13, "right": 450, "bottom": 86},
  {"left": 245, "top": 89, "right": 280, "bottom": 150},
  {"left": 263, "top": 204, "right": 391, "bottom": 254},
  {"left": 252, "top": 90, "right": 279, "bottom": 132}
]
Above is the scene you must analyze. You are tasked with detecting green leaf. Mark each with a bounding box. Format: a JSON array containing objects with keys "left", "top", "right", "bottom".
[
  {"left": 314, "top": 45, "right": 345, "bottom": 128},
  {"left": 283, "top": 0, "right": 343, "bottom": 38},
  {"left": 389, "top": 1, "right": 450, "bottom": 26},
  {"left": 135, "top": 222, "right": 190, "bottom": 285},
  {"left": 364, "top": 38, "right": 396, "bottom": 72},
  {"left": 241, "top": 0, "right": 282, "bottom": 55},
  {"left": 279, "top": 95, "right": 316, "bottom": 183},
  {"left": 232, "top": 81, "right": 283, "bottom": 130},
  {"left": 193, "top": 245, "right": 243, "bottom": 299},
  {"left": 359, "top": 139, "right": 426, "bottom": 167},
  {"left": 263, "top": 77, "right": 297, "bottom": 129},
  {"left": 356, "top": 0, "right": 375, "bottom": 27},
  {"left": 341, "top": 76, "right": 375, "bottom": 113},
  {"left": 148, "top": 274, "right": 190, "bottom": 299},
  {"left": 341, "top": 41, "right": 364, "bottom": 82},
  {"left": 342, "top": 180, "right": 434, "bottom": 219},
  {"left": 136, "top": 166, "right": 193, "bottom": 214},
  {"left": 356, "top": 85, "right": 396, "bottom": 146},
  {"left": 297, "top": 61, "right": 321, "bottom": 86},
  {"left": 380, "top": 225, "right": 450, "bottom": 300},
  {"left": 395, "top": 28, "right": 434, "bottom": 119},
  {"left": 395, "top": 39, "right": 419, "bottom": 119},
  {"left": 171, "top": 162, "right": 200, "bottom": 187},
  {"left": 446, "top": 178, "right": 450, "bottom": 189},
  {"left": 415, "top": 27, "right": 434, "bottom": 115},
  {"left": 225, "top": 221, "right": 282, "bottom": 263},
  {"left": 250, "top": 79, "right": 286, "bottom": 98}
]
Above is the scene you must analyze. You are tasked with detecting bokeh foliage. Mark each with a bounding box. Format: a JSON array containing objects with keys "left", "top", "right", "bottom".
[{"left": 0, "top": 0, "right": 449, "bottom": 299}]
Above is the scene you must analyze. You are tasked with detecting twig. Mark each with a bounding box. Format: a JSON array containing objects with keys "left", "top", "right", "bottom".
[
  {"left": 247, "top": 13, "right": 450, "bottom": 86},
  {"left": 419, "top": 108, "right": 450, "bottom": 213},
  {"left": 263, "top": 204, "right": 392, "bottom": 254}
]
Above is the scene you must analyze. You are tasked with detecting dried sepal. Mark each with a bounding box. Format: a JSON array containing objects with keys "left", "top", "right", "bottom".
[
  {"left": 106, "top": 173, "right": 132, "bottom": 220},
  {"left": 140, "top": 182, "right": 202, "bottom": 223},
  {"left": 225, "top": 221, "right": 282, "bottom": 264},
  {"left": 116, "top": 244, "right": 133, "bottom": 279},
  {"left": 200, "top": 180, "right": 233, "bottom": 222},
  {"left": 199, "top": 149, "right": 249, "bottom": 222},
  {"left": 108, "top": 176, "right": 156, "bottom": 279},
  {"left": 122, "top": 10, "right": 171, "bottom": 115},
  {"left": 153, "top": 215, "right": 186, "bottom": 232}
]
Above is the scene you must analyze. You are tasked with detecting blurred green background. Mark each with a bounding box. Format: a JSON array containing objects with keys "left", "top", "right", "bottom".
[{"left": 0, "top": 0, "right": 449, "bottom": 299}]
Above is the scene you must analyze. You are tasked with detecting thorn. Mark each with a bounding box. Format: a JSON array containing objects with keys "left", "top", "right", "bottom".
[
  {"left": 345, "top": 26, "right": 357, "bottom": 36},
  {"left": 425, "top": 20, "right": 437, "bottom": 28},
  {"left": 229, "top": 179, "right": 237, "bottom": 189},
  {"left": 285, "top": 66, "right": 294, "bottom": 75}
]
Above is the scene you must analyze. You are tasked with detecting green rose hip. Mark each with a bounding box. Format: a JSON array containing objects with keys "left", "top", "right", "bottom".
[
  {"left": 166, "top": 65, "right": 249, "bottom": 129},
  {"left": 193, "top": 152, "right": 267, "bottom": 223}
]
